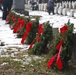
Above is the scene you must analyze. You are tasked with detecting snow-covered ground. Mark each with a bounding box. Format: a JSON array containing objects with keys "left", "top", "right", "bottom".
[
  {"left": 0, "top": 10, "right": 29, "bottom": 55},
  {"left": 29, "top": 10, "right": 76, "bottom": 32},
  {"left": 0, "top": 10, "right": 76, "bottom": 55}
]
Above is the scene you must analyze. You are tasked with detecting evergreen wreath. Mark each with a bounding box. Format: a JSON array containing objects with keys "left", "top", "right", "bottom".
[
  {"left": 25, "top": 18, "right": 39, "bottom": 44},
  {"left": 16, "top": 17, "right": 30, "bottom": 38},
  {"left": 6, "top": 11, "right": 15, "bottom": 24},
  {"left": 29, "top": 21, "right": 53, "bottom": 55},
  {"left": 46, "top": 20, "right": 74, "bottom": 70}
]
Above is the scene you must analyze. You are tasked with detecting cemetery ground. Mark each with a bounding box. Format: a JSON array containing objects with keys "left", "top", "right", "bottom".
[
  {"left": 0, "top": 47, "right": 76, "bottom": 75},
  {"left": 0, "top": 10, "right": 76, "bottom": 75}
]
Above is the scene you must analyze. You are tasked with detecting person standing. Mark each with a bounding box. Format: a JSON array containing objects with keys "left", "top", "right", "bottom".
[
  {"left": 47, "top": 0, "right": 55, "bottom": 15},
  {"left": 2, "top": 0, "right": 13, "bottom": 20},
  {"left": 31, "top": 1, "right": 37, "bottom": 11}
]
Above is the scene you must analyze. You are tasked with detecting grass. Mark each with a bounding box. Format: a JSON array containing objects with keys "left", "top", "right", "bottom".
[{"left": 0, "top": 47, "right": 76, "bottom": 75}]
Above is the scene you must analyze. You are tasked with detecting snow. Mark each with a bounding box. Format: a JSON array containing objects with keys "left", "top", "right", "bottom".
[
  {"left": 0, "top": 10, "right": 76, "bottom": 55},
  {"left": 29, "top": 11, "right": 76, "bottom": 32}
]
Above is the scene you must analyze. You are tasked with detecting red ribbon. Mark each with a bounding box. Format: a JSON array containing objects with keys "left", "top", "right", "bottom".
[
  {"left": 56, "top": 39, "right": 62, "bottom": 51},
  {"left": 47, "top": 54, "right": 57, "bottom": 68},
  {"left": 6, "top": 18, "right": 10, "bottom": 24},
  {"left": 11, "top": 15, "right": 16, "bottom": 22},
  {"left": 29, "top": 41, "right": 34, "bottom": 49},
  {"left": 47, "top": 25, "right": 68, "bottom": 70},
  {"left": 20, "top": 20, "right": 25, "bottom": 27},
  {"left": 6, "top": 12, "right": 10, "bottom": 23},
  {"left": 14, "top": 19, "right": 25, "bottom": 33},
  {"left": 21, "top": 22, "right": 32, "bottom": 44},
  {"left": 13, "top": 18, "right": 22, "bottom": 33},
  {"left": 47, "top": 39, "right": 63, "bottom": 70},
  {"left": 56, "top": 46, "right": 63, "bottom": 70},
  {"left": 56, "top": 40, "right": 63, "bottom": 70},
  {"left": 29, "top": 35, "right": 41, "bottom": 49},
  {"left": 29, "top": 24, "right": 43, "bottom": 49},
  {"left": 60, "top": 25, "right": 68, "bottom": 36},
  {"left": 38, "top": 24, "right": 43, "bottom": 36}
]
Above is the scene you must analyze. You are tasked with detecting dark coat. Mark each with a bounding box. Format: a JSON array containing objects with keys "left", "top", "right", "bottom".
[
  {"left": 2, "top": 0, "right": 13, "bottom": 20},
  {"left": 2, "top": 0, "right": 13, "bottom": 3},
  {"left": 31, "top": 2, "right": 37, "bottom": 6},
  {"left": 47, "top": 0, "right": 55, "bottom": 15},
  {"left": 47, "top": 0, "right": 55, "bottom": 8}
]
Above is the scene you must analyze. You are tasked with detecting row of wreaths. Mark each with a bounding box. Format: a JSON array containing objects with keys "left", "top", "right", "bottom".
[{"left": 6, "top": 11, "right": 76, "bottom": 70}]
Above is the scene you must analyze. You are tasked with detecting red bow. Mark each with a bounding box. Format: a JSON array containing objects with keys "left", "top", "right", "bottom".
[
  {"left": 6, "top": 13, "right": 10, "bottom": 23},
  {"left": 38, "top": 24, "right": 43, "bottom": 36},
  {"left": 13, "top": 18, "right": 22, "bottom": 33},
  {"left": 60, "top": 25, "right": 68, "bottom": 36},
  {"left": 29, "top": 24, "right": 43, "bottom": 49},
  {"left": 11, "top": 15, "right": 16, "bottom": 22},
  {"left": 21, "top": 22, "right": 32, "bottom": 44}
]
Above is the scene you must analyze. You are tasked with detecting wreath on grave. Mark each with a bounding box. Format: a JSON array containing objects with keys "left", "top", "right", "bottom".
[
  {"left": 6, "top": 11, "right": 15, "bottom": 24},
  {"left": 46, "top": 20, "right": 75, "bottom": 70},
  {"left": 28, "top": 21, "right": 53, "bottom": 55},
  {"left": 21, "top": 18, "right": 39, "bottom": 44},
  {"left": 15, "top": 16, "right": 30, "bottom": 38}
]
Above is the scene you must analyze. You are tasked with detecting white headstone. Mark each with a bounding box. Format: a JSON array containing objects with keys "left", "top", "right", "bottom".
[
  {"left": 62, "top": 8, "right": 67, "bottom": 16},
  {"left": 65, "top": 3, "right": 68, "bottom": 8},
  {"left": 39, "top": 4, "right": 41, "bottom": 11},
  {"left": 69, "top": 2, "right": 72, "bottom": 9},
  {"left": 41, "top": 4, "right": 44, "bottom": 11},
  {"left": 43, "top": 3, "right": 47, "bottom": 11},
  {"left": 72, "top": 2, "right": 75, "bottom": 9},
  {"left": 58, "top": 6, "right": 63, "bottom": 15},
  {"left": 54, "top": 7, "right": 58, "bottom": 14},
  {"left": 56, "top": 3, "right": 60, "bottom": 8},
  {"left": 70, "top": 9, "right": 74, "bottom": 17}
]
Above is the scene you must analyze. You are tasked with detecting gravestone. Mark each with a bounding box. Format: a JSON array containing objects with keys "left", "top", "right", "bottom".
[
  {"left": 52, "top": 28, "right": 59, "bottom": 37},
  {"left": 13, "top": 0, "right": 29, "bottom": 16},
  {"left": 70, "top": 9, "right": 74, "bottom": 17},
  {"left": 69, "top": 2, "right": 72, "bottom": 9},
  {"left": 39, "top": 4, "right": 41, "bottom": 11},
  {"left": 54, "top": 7, "right": 58, "bottom": 14},
  {"left": 72, "top": 2, "right": 75, "bottom": 9},
  {"left": 56, "top": 3, "right": 60, "bottom": 8},
  {"left": 58, "top": 6, "right": 63, "bottom": 15},
  {"left": 62, "top": 8, "right": 67, "bottom": 16},
  {"left": 44, "top": 3, "right": 47, "bottom": 11},
  {"left": 65, "top": 3, "right": 68, "bottom": 8},
  {"left": 41, "top": 4, "right": 44, "bottom": 11}
]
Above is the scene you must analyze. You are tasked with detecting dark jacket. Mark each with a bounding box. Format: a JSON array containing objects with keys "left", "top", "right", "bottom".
[
  {"left": 2, "top": 0, "right": 13, "bottom": 20},
  {"left": 47, "top": 0, "right": 55, "bottom": 8},
  {"left": 2, "top": 0, "right": 13, "bottom": 4}
]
